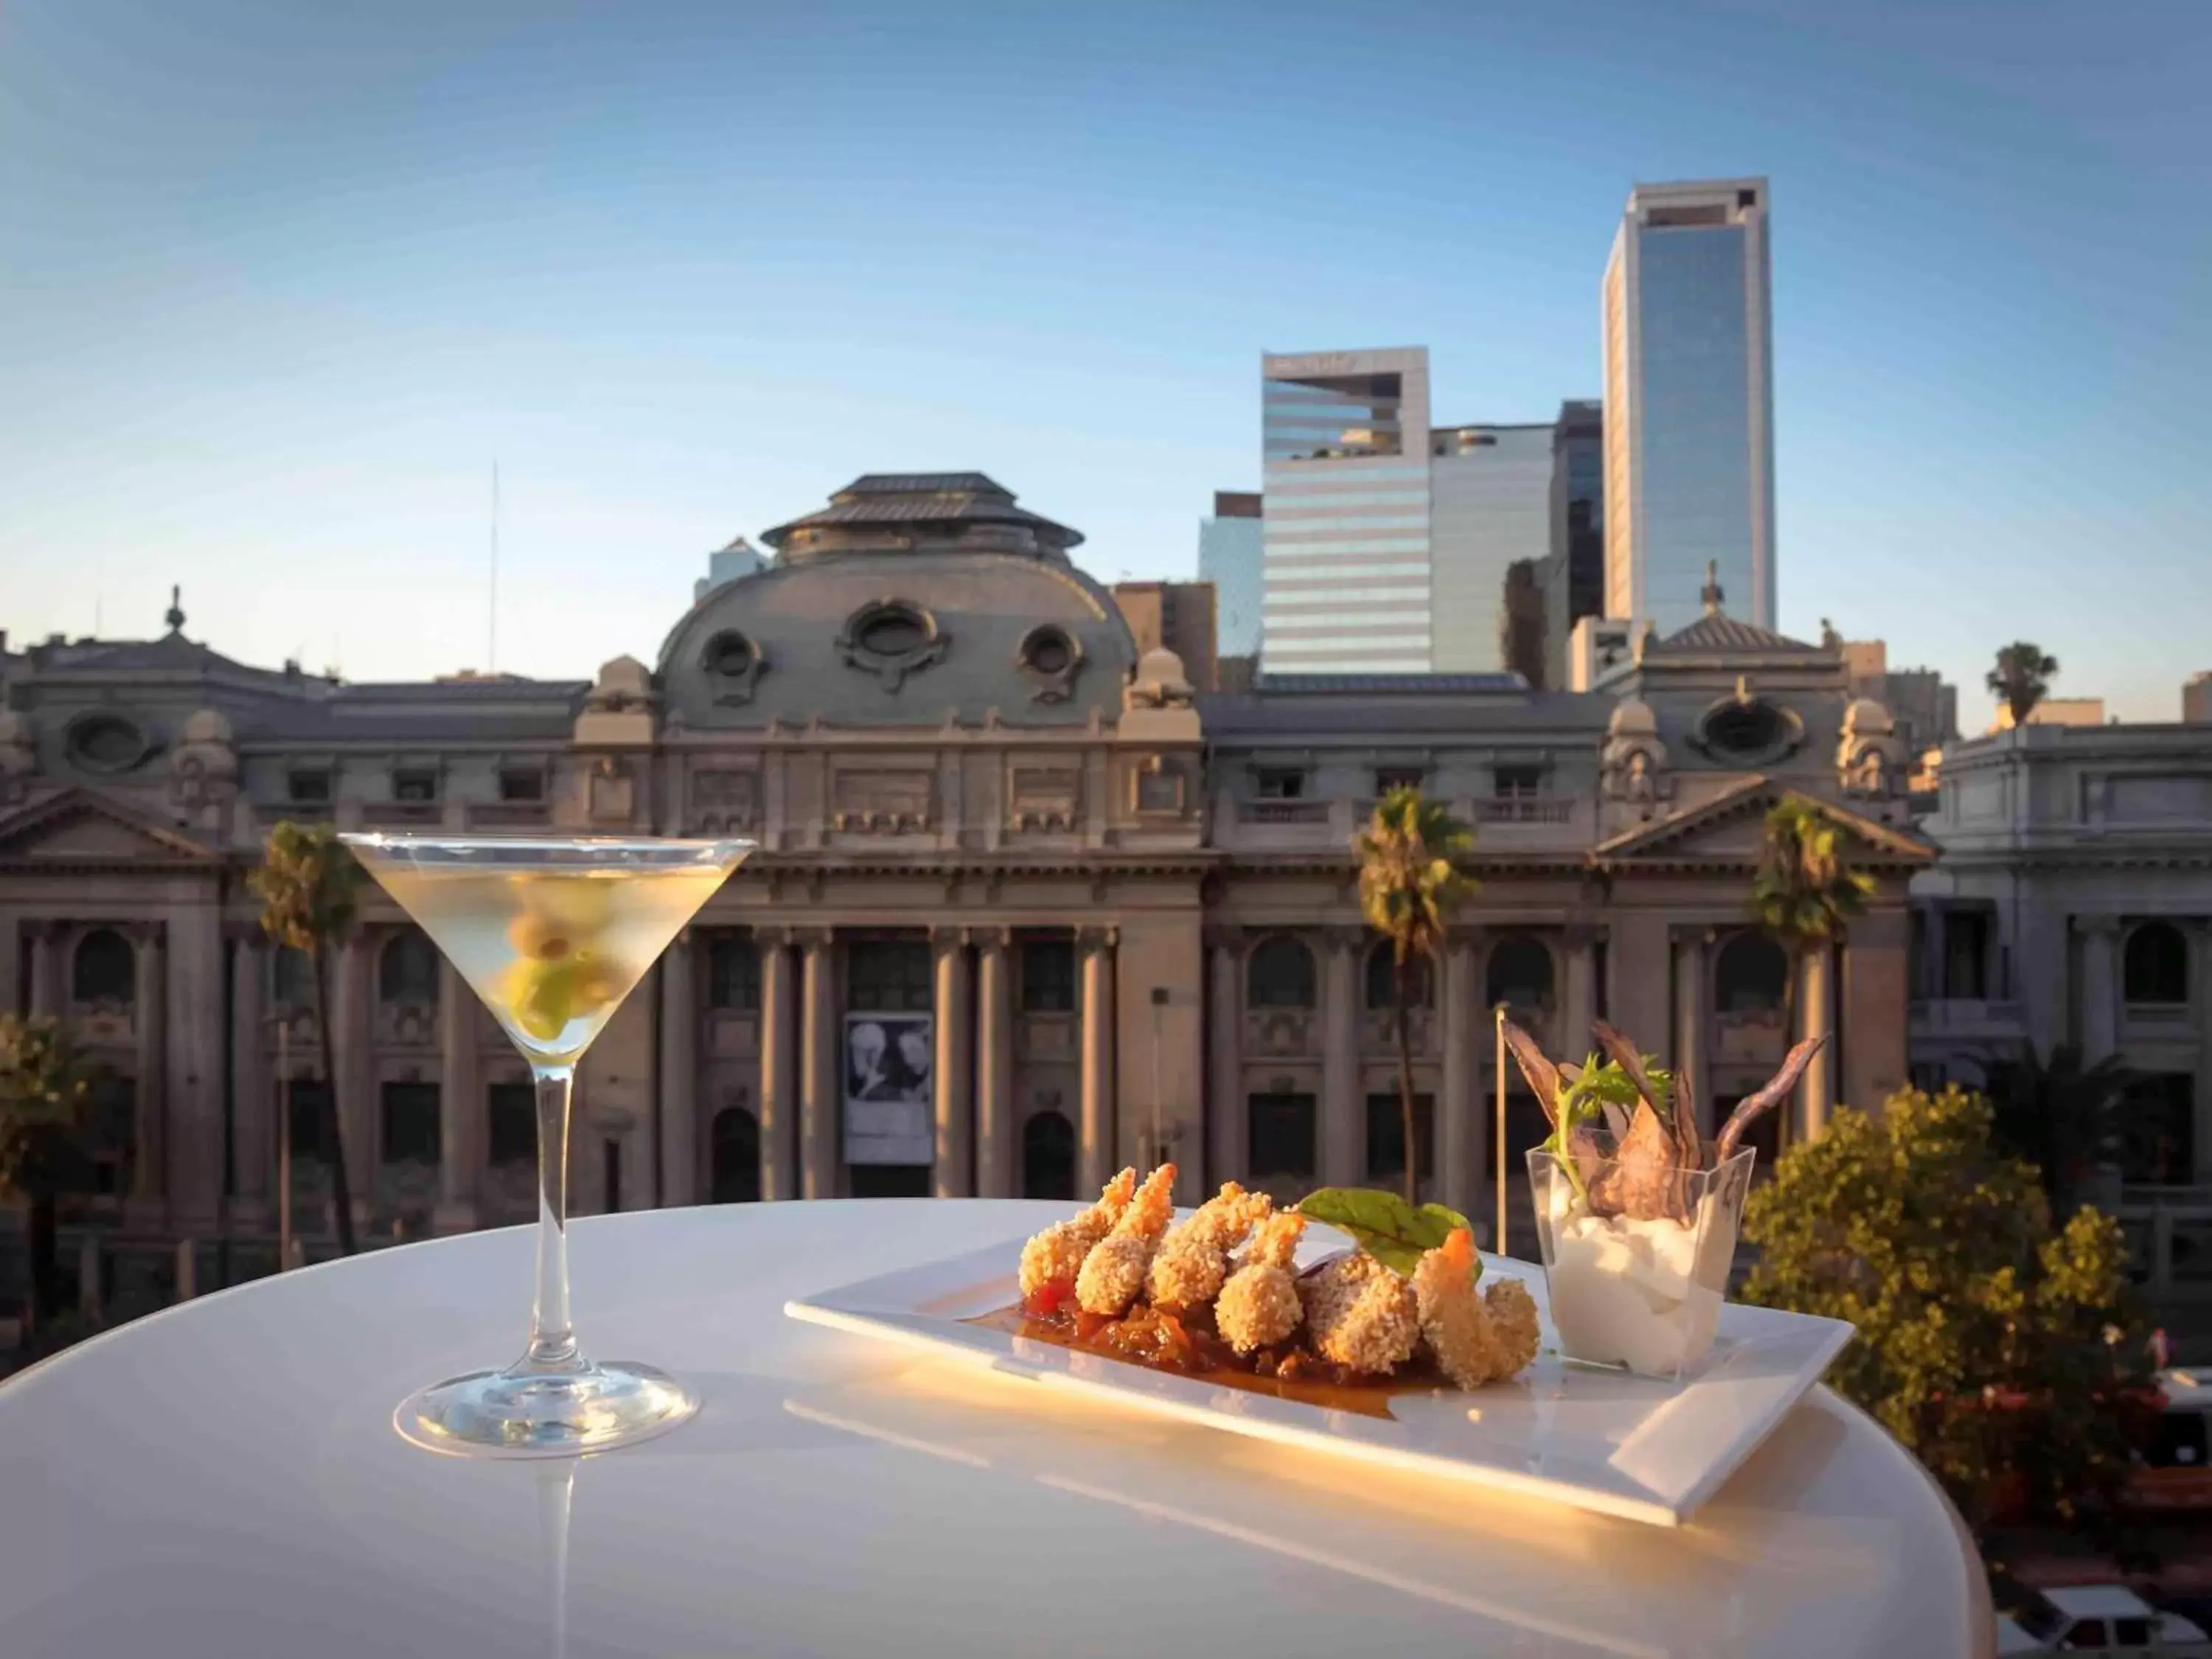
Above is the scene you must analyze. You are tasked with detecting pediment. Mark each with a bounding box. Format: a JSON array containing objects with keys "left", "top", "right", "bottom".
[
  {"left": 1594, "top": 777, "right": 1931, "bottom": 869},
  {"left": 0, "top": 788, "right": 217, "bottom": 864}
]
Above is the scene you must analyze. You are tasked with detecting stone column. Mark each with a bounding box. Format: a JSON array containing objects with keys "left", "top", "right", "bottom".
[
  {"left": 0, "top": 915, "right": 19, "bottom": 1018},
  {"left": 1799, "top": 945, "right": 1835, "bottom": 1141},
  {"left": 1561, "top": 925, "right": 1599, "bottom": 1061},
  {"left": 1080, "top": 927, "right": 1120, "bottom": 1194},
  {"left": 797, "top": 928, "right": 838, "bottom": 1199},
  {"left": 2080, "top": 916, "right": 2121, "bottom": 1063},
  {"left": 2193, "top": 922, "right": 2212, "bottom": 1186},
  {"left": 1320, "top": 928, "right": 1363, "bottom": 1187},
  {"left": 931, "top": 928, "right": 975, "bottom": 1197},
  {"left": 229, "top": 928, "right": 271, "bottom": 1225},
  {"left": 435, "top": 955, "right": 482, "bottom": 1231},
  {"left": 130, "top": 923, "right": 167, "bottom": 1212},
  {"left": 167, "top": 902, "right": 226, "bottom": 1232},
  {"left": 977, "top": 928, "right": 1016, "bottom": 1197},
  {"left": 655, "top": 931, "right": 698, "bottom": 1209},
  {"left": 1204, "top": 928, "right": 1242, "bottom": 1190},
  {"left": 1440, "top": 936, "right": 1479, "bottom": 1223},
  {"left": 1672, "top": 929, "right": 1710, "bottom": 1138},
  {"left": 757, "top": 928, "right": 799, "bottom": 1201},
  {"left": 333, "top": 933, "right": 377, "bottom": 1226},
  {"left": 28, "top": 920, "right": 63, "bottom": 1018}
]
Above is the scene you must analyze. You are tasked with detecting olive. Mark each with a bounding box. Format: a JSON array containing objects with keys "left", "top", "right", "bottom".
[{"left": 507, "top": 911, "right": 572, "bottom": 961}]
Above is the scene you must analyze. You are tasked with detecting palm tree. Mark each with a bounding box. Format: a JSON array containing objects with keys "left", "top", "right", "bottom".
[
  {"left": 1750, "top": 796, "right": 1874, "bottom": 1141},
  {"left": 1985, "top": 1043, "right": 2138, "bottom": 1211},
  {"left": 249, "top": 821, "right": 365, "bottom": 1255},
  {"left": 0, "top": 1013, "right": 97, "bottom": 1326},
  {"left": 1987, "top": 641, "right": 2059, "bottom": 728},
  {"left": 1355, "top": 787, "right": 1477, "bottom": 1203}
]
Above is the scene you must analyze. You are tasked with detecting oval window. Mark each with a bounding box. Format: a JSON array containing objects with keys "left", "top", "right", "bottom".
[
  {"left": 705, "top": 632, "right": 755, "bottom": 678},
  {"left": 67, "top": 714, "right": 148, "bottom": 773},
  {"left": 1702, "top": 700, "right": 1786, "bottom": 759},
  {"left": 858, "top": 611, "right": 927, "bottom": 657},
  {"left": 1028, "top": 631, "right": 1071, "bottom": 675}
]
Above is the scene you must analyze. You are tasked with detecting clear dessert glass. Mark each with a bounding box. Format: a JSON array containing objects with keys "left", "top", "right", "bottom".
[
  {"left": 342, "top": 832, "right": 749, "bottom": 1457},
  {"left": 1526, "top": 1145, "right": 1756, "bottom": 1382}
]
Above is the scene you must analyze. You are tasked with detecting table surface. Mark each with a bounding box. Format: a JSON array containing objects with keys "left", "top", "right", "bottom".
[{"left": 0, "top": 1201, "right": 1993, "bottom": 1659}]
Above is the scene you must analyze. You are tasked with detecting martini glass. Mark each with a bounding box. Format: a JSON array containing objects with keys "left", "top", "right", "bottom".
[{"left": 341, "top": 832, "right": 749, "bottom": 1457}]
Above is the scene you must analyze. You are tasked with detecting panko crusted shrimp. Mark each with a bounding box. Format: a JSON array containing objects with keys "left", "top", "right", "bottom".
[
  {"left": 1299, "top": 1248, "right": 1421, "bottom": 1376},
  {"left": 1145, "top": 1181, "right": 1273, "bottom": 1312},
  {"left": 1074, "top": 1163, "right": 1178, "bottom": 1316},
  {"left": 1018, "top": 1168, "right": 1135, "bottom": 1301},
  {"left": 1214, "top": 1211, "right": 1307, "bottom": 1354},
  {"left": 1411, "top": 1228, "right": 1541, "bottom": 1389}
]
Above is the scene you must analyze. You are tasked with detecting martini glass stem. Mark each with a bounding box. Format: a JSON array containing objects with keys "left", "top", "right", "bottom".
[{"left": 522, "top": 1063, "right": 582, "bottom": 1373}]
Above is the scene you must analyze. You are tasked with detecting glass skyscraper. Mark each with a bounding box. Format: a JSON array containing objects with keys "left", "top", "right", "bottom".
[
  {"left": 1428, "top": 422, "right": 1552, "bottom": 674},
  {"left": 1198, "top": 491, "right": 1264, "bottom": 661},
  {"left": 1602, "top": 179, "right": 1775, "bottom": 636}
]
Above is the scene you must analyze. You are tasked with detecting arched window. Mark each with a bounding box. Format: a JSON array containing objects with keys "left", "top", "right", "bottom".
[
  {"left": 1247, "top": 937, "right": 1317, "bottom": 1009},
  {"left": 1485, "top": 937, "right": 1554, "bottom": 1013},
  {"left": 379, "top": 928, "right": 439, "bottom": 1006},
  {"left": 1363, "top": 942, "right": 1432, "bottom": 1009},
  {"left": 2125, "top": 922, "right": 2190, "bottom": 1006},
  {"left": 711, "top": 1107, "right": 761, "bottom": 1203},
  {"left": 271, "top": 945, "right": 314, "bottom": 1006},
  {"left": 1715, "top": 932, "right": 1790, "bottom": 1014},
  {"left": 1022, "top": 1111, "right": 1077, "bottom": 1201},
  {"left": 72, "top": 928, "right": 136, "bottom": 1007}
]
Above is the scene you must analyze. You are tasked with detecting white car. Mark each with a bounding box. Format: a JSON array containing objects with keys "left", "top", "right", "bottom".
[{"left": 1997, "top": 1585, "right": 2208, "bottom": 1652}]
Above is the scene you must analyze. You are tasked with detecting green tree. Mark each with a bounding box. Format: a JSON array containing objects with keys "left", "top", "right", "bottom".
[
  {"left": 249, "top": 820, "right": 366, "bottom": 1255},
  {"left": 1750, "top": 796, "right": 1874, "bottom": 1140},
  {"left": 1985, "top": 1043, "right": 2138, "bottom": 1212},
  {"left": 0, "top": 1013, "right": 97, "bottom": 1325},
  {"left": 1744, "top": 1085, "right": 2150, "bottom": 1534},
  {"left": 1987, "top": 641, "right": 2059, "bottom": 728},
  {"left": 1355, "top": 787, "right": 1476, "bottom": 1204}
]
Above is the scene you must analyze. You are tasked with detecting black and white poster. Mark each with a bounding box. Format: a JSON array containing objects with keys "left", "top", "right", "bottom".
[{"left": 843, "top": 1013, "right": 934, "bottom": 1166}]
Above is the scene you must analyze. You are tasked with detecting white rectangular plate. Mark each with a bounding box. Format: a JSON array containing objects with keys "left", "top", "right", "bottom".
[{"left": 785, "top": 1234, "right": 1853, "bottom": 1528}]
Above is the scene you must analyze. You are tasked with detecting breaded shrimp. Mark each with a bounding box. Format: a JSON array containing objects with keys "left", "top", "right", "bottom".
[
  {"left": 1074, "top": 1163, "right": 1178, "bottom": 1315},
  {"left": 1412, "top": 1228, "right": 1541, "bottom": 1389},
  {"left": 1146, "top": 1181, "right": 1274, "bottom": 1312},
  {"left": 1215, "top": 1211, "right": 1307, "bottom": 1354},
  {"left": 1018, "top": 1168, "right": 1135, "bottom": 1299},
  {"left": 1299, "top": 1249, "right": 1420, "bottom": 1376}
]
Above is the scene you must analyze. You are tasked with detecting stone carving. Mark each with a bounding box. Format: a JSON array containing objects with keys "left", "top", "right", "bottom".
[
  {"left": 588, "top": 756, "right": 637, "bottom": 823},
  {"left": 830, "top": 767, "right": 934, "bottom": 833},
  {"left": 1600, "top": 697, "right": 1672, "bottom": 804},
  {"left": 700, "top": 629, "right": 767, "bottom": 706},
  {"left": 1837, "top": 697, "right": 1907, "bottom": 799},
  {"left": 693, "top": 768, "right": 761, "bottom": 832},
  {"left": 1006, "top": 764, "right": 1080, "bottom": 832},
  {"left": 169, "top": 708, "right": 239, "bottom": 809},
  {"left": 837, "top": 599, "right": 947, "bottom": 692},
  {"left": 1125, "top": 646, "right": 1194, "bottom": 711},
  {"left": 0, "top": 710, "right": 34, "bottom": 806},
  {"left": 1016, "top": 624, "right": 1084, "bottom": 704},
  {"left": 575, "top": 656, "right": 657, "bottom": 748}
]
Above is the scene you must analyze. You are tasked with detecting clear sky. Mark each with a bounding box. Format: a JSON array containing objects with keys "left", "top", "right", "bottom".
[{"left": 1, "top": 0, "right": 2205, "bottom": 726}]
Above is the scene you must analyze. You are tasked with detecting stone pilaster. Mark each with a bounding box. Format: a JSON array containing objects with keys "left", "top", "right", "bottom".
[
  {"left": 333, "top": 932, "right": 377, "bottom": 1226},
  {"left": 976, "top": 928, "right": 1016, "bottom": 1197},
  {"left": 28, "top": 919, "right": 63, "bottom": 1018},
  {"left": 129, "top": 922, "right": 167, "bottom": 1216},
  {"left": 1080, "top": 926, "right": 1120, "bottom": 1194},
  {"left": 1204, "top": 927, "right": 1241, "bottom": 1190},
  {"left": 1560, "top": 925, "right": 1600, "bottom": 1062},
  {"left": 229, "top": 926, "right": 271, "bottom": 1223},
  {"left": 655, "top": 931, "right": 698, "bottom": 1209},
  {"left": 435, "top": 954, "right": 482, "bottom": 1231},
  {"left": 2079, "top": 915, "right": 2121, "bottom": 1063},
  {"left": 166, "top": 902, "right": 226, "bottom": 1231},
  {"left": 1440, "top": 936, "right": 1479, "bottom": 1223},
  {"left": 0, "top": 915, "right": 19, "bottom": 1018},
  {"left": 931, "top": 927, "right": 974, "bottom": 1197},
  {"left": 1320, "top": 927, "right": 1363, "bottom": 1187},
  {"left": 1798, "top": 944, "right": 1834, "bottom": 1141},
  {"left": 757, "top": 928, "right": 799, "bottom": 1200},
  {"left": 1672, "top": 928, "right": 1711, "bottom": 1138},
  {"left": 797, "top": 928, "right": 838, "bottom": 1199}
]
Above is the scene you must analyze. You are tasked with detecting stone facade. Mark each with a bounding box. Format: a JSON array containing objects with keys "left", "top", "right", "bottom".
[{"left": 0, "top": 473, "right": 1931, "bottom": 1250}]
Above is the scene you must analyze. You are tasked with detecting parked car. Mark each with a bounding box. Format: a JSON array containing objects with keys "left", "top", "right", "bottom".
[{"left": 1997, "top": 1585, "right": 2208, "bottom": 1652}]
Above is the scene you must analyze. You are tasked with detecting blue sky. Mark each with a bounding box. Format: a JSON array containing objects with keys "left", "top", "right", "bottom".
[{"left": 1, "top": 0, "right": 2205, "bottom": 725}]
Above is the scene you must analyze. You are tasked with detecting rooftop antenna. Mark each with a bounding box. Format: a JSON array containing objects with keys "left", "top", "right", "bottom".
[{"left": 489, "top": 460, "right": 501, "bottom": 675}]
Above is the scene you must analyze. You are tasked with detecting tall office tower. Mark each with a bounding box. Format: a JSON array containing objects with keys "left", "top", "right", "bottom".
[
  {"left": 1198, "top": 491, "right": 1264, "bottom": 669},
  {"left": 1261, "top": 347, "right": 1433, "bottom": 672},
  {"left": 2185, "top": 672, "right": 2212, "bottom": 725},
  {"left": 1543, "top": 400, "right": 1605, "bottom": 688},
  {"left": 1602, "top": 179, "right": 1776, "bottom": 636},
  {"left": 1429, "top": 422, "right": 1552, "bottom": 674},
  {"left": 695, "top": 535, "right": 765, "bottom": 603}
]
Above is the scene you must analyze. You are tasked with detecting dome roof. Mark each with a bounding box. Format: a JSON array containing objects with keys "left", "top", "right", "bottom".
[
  {"left": 760, "top": 474, "right": 1083, "bottom": 566},
  {"left": 1607, "top": 695, "right": 1658, "bottom": 738}
]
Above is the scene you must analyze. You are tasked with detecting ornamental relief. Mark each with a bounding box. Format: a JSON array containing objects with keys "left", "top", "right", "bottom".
[
  {"left": 830, "top": 766, "right": 935, "bottom": 833},
  {"left": 1246, "top": 1008, "right": 1316, "bottom": 1058},
  {"left": 1006, "top": 763, "right": 1081, "bottom": 833},
  {"left": 693, "top": 768, "right": 762, "bottom": 833}
]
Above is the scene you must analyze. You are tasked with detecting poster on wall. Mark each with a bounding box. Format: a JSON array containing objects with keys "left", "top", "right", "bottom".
[{"left": 843, "top": 1012, "right": 935, "bottom": 1166}]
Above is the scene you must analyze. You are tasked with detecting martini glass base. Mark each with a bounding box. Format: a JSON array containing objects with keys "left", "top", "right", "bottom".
[{"left": 394, "top": 1359, "right": 700, "bottom": 1459}]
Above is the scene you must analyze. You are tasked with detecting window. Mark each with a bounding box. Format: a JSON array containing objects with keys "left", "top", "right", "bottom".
[
  {"left": 271, "top": 945, "right": 314, "bottom": 1006},
  {"left": 1944, "top": 910, "right": 1992, "bottom": 1000},
  {"left": 72, "top": 929, "right": 136, "bottom": 1006},
  {"left": 1247, "top": 937, "right": 1317, "bottom": 1009},
  {"left": 702, "top": 630, "right": 766, "bottom": 701},
  {"left": 2057, "top": 1619, "right": 2107, "bottom": 1650},
  {"left": 1373, "top": 767, "right": 1425, "bottom": 796},
  {"left": 86, "top": 1073, "right": 136, "bottom": 1196},
  {"left": 392, "top": 768, "right": 439, "bottom": 804},
  {"left": 1248, "top": 1092, "right": 1316, "bottom": 1191},
  {"left": 1364, "top": 942, "right": 1430, "bottom": 1009},
  {"left": 850, "top": 1164, "right": 933, "bottom": 1197},
  {"left": 2112, "top": 1618, "right": 2154, "bottom": 1648},
  {"left": 711, "top": 1107, "right": 760, "bottom": 1203},
  {"left": 1021, "top": 940, "right": 1076, "bottom": 1013},
  {"left": 838, "top": 600, "right": 946, "bottom": 690},
  {"left": 1485, "top": 937, "right": 1554, "bottom": 1012},
  {"left": 488, "top": 1083, "right": 536, "bottom": 1165},
  {"left": 498, "top": 768, "right": 544, "bottom": 803},
  {"left": 847, "top": 939, "right": 931, "bottom": 1012},
  {"left": 65, "top": 714, "right": 149, "bottom": 773},
  {"left": 380, "top": 1082, "right": 439, "bottom": 1166},
  {"left": 1493, "top": 763, "right": 1543, "bottom": 797},
  {"left": 1023, "top": 1111, "right": 1077, "bottom": 1201},
  {"left": 1715, "top": 932, "right": 1789, "bottom": 1014},
  {"left": 1366, "top": 1093, "right": 1434, "bottom": 1187},
  {"left": 2123, "top": 1074, "right": 2195, "bottom": 1183},
  {"left": 707, "top": 936, "right": 761, "bottom": 1011},
  {"left": 288, "top": 769, "right": 332, "bottom": 804},
  {"left": 603, "top": 1138, "right": 622, "bottom": 1213},
  {"left": 1253, "top": 767, "right": 1307, "bottom": 800},
  {"left": 1019, "top": 625, "right": 1075, "bottom": 676},
  {"left": 287, "top": 1080, "right": 332, "bottom": 1162},
  {"left": 2124, "top": 921, "right": 2189, "bottom": 1006},
  {"left": 379, "top": 928, "right": 439, "bottom": 1005},
  {"left": 1699, "top": 699, "right": 1788, "bottom": 760}
]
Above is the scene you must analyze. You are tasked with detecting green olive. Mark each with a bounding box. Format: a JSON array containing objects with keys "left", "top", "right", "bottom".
[{"left": 507, "top": 912, "right": 572, "bottom": 961}]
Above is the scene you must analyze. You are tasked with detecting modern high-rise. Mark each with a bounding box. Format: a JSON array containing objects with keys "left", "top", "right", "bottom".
[
  {"left": 1198, "top": 491, "right": 1263, "bottom": 665},
  {"left": 1602, "top": 178, "right": 1776, "bottom": 637},
  {"left": 1543, "top": 400, "right": 1606, "bottom": 689},
  {"left": 1261, "top": 347, "right": 1433, "bottom": 672},
  {"left": 1428, "top": 421, "right": 1552, "bottom": 674}
]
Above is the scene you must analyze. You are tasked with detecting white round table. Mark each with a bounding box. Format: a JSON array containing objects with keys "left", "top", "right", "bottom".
[{"left": 0, "top": 1201, "right": 1992, "bottom": 1658}]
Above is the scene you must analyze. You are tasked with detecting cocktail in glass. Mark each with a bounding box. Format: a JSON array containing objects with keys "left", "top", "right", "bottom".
[{"left": 341, "top": 832, "right": 749, "bottom": 1456}]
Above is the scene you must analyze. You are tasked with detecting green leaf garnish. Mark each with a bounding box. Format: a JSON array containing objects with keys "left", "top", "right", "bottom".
[
  {"left": 1537, "top": 1053, "right": 1674, "bottom": 1206},
  {"left": 1296, "top": 1188, "right": 1473, "bottom": 1276}
]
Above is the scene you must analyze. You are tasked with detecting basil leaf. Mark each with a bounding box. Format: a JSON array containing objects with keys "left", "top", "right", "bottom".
[{"left": 1296, "top": 1188, "right": 1475, "bottom": 1277}]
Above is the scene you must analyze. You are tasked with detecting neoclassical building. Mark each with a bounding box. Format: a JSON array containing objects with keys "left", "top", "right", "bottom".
[{"left": 0, "top": 475, "right": 1933, "bottom": 1259}]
